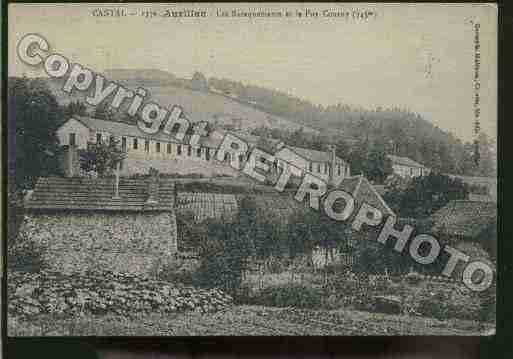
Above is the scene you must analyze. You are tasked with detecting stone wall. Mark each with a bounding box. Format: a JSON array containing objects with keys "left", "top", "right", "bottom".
[
  {"left": 121, "top": 155, "right": 240, "bottom": 178},
  {"left": 19, "top": 211, "right": 178, "bottom": 276}
]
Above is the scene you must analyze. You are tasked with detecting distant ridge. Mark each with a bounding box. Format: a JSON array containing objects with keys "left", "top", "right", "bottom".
[{"left": 104, "top": 68, "right": 177, "bottom": 81}]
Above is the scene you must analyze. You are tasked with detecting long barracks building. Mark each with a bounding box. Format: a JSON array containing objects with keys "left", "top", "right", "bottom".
[{"left": 57, "top": 116, "right": 351, "bottom": 184}]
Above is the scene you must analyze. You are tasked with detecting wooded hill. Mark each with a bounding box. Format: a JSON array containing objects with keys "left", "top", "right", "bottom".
[{"left": 29, "top": 68, "right": 496, "bottom": 177}]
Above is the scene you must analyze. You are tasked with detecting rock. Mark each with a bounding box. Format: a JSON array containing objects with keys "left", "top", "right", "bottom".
[{"left": 372, "top": 295, "right": 403, "bottom": 315}]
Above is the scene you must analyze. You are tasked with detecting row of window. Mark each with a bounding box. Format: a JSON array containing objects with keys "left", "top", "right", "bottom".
[
  {"left": 68, "top": 132, "right": 349, "bottom": 176},
  {"left": 308, "top": 161, "right": 347, "bottom": 176},
  {"left": 394, "top": 166, "right": 428, "bottom": 177},
  {"left": 93, "top": 133, "right": 214, "bottom": 160}
]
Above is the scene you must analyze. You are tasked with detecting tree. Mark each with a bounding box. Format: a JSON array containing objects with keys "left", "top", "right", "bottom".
[
  {"left": 93, "top": 101, "right": 115, "bottom": 121},
  {"left": 194, "top": 196, "right": 258, "bottom": 293},
  {"left": 79, "top": 139, "right": 126, "bottom": 176},
  {"left": 474, "top": 133, "right": 496, "bottom": 177},
  {"left": 191, "top": 71, "right": 209, "bottom": 92},
  {"left": 364, "top": 147, "right": 393, "bottom": 183},
  {"left": 8, "top": 77, "right": 64, "bottom": 191},
  {"left": 63, "top": 101, "right": 87, "bottom": 118},
  {"left": 346, "top": 139, "right": 369, "bottom": 176},
  {"left": 383, "top": 173, "right": 469, "bottom": 218},
  {"left": 352, "top": 240, "right": 412, "bottom": 275},
  {"left": 194, "top": 220, "right": 253, "bottom": 293}
]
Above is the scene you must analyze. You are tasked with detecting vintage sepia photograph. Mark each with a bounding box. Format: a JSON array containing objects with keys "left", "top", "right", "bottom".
[{"left": 6, "top": 3, "right": 497, "bottom": 336}]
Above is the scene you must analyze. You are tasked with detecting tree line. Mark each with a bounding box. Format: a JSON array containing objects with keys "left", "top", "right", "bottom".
[{"left": 208, "top": 74, "right": 496, "bottom": 178}]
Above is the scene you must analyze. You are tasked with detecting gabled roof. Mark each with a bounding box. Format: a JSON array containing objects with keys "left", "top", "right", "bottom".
[
  {"left": 387, "top": 155, "right": 426, "bottom": 168},
  {"left": 25, "top": 177, "right": 175, "bottom": 211},
  {"left": 248, "top": 193, "right": 311, "bottom": 225},
  {"left": 72, "top": 116, "right": 179, "bottom": 144},
  {"left": 175, "top": 192, "right": 238, "bottom": 223},
  {"left": 70, "top": 116, "right": 222, "bottom": 148},
  {"left": 337, "top": 175, "right": 395, "bottom": 217},
  {"left": 277, "top": 145, "right": 348, "bottom": 165},
  {"left": 430, "top": 200, "right": 497, "bottom": 239}
]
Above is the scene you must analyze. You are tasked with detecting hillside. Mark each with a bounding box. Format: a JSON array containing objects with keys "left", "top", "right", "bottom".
[
  {"left": 43, "top": 72, "right": 319, "bottom": 136},
  {"left": 33, "top": 68, "right": 495, "bottom": 176}
]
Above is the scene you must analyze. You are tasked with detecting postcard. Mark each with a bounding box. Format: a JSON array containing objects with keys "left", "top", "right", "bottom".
[{"left": 7, "top": 3, "right": 497, "bottom": 336}]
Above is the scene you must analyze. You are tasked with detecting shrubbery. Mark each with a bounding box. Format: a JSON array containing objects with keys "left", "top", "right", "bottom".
[
  {"left": 8, "top": 238, "right": 48, "bottom": 273},
  {"left": 252, "top": 284, "right": 324, "bottom": 308}
]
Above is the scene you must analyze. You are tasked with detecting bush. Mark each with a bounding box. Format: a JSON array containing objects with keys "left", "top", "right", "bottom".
[
  {"left": 416, "top": 292, "right": 452, "bottom": 320},
  {"left": 255, "top": 284, "right": 323, "bottom": 308},
  {"left": 478, "top": 285, "right": 496, "bottom": 323},
  {"left": 352, "top": 240, "right": 412, "bottom": 275},
  {"left": 403, "top": 281, "right": 484, "bottom": 321},
  {"left": 8, "top": 239, "right": 47, "bottom": 273}
]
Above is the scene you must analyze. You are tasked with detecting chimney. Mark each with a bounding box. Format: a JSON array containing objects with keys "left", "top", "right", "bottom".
[
  {"left": 112, "top": 161, "right": 121, "bottom": 199},
  {"left": 146, "top": 167, "right": 159, "bottom": 204},
  {"left": 329, "top": 145, "right": 336, "bottom": 184},
  {"left": 63, "top": 145, "right": 80, "bottom": 177}
]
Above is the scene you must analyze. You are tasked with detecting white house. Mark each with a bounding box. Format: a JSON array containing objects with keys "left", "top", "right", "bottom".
[
  {"left": 387, "top": 155, "right": 430, "bottom": 179},
  {"left": 274, "top": 144, "right": 350, "bottom": 185}
]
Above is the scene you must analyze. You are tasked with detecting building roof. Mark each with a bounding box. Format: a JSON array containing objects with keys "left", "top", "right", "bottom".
[
  {"left": 337, "top": 175, "right": 395, "bottom": 218},
  {"left": 430, "top": 200, "right": 497, "bottom": 239},
  {"left": 72, "top": 116, "right": 222, "bottom": 148},
  {"left": 175, "top": 192, "right": 239, "bottom": 223},
  {"left": 372, "top": 184, "right": 388, "bottom": 196},
  {"left": 387, "top": 155, "right": 426, "bottom": 169},
  {"left": 468, "top": 193, "right": 496, "bottom": 203},
  {"left": 73, "top": 116, "right": 178, "bottom": 144},
  {"left": 248, "top": 193, "right": 311, "bottom": 225},
  {"left": 25, "top": 176, "right": 175, "bottom": 211},
  {"left": 279, "top": 145, "right": 347, "bottom": 165},
  {"left": 445, "top": 174, "right": 497, "bottom": 185}
]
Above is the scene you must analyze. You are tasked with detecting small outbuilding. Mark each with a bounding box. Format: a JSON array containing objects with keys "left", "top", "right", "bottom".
[{"left": 20, "top": 170, "right": 178, "bottom": 276}]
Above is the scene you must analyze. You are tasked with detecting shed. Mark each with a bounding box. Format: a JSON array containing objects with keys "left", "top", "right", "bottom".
[{"left": 19, "top": 174, "right": 178, "bottom": 275}]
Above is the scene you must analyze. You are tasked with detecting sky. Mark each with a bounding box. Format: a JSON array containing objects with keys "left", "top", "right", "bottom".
[{"left": 9, "top": 3, "right": 497, "bottom": 142}]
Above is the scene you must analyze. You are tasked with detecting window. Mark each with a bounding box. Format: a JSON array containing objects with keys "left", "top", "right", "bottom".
[
  {"left": 109, "top": 135, "right": 115, "bottom": 145},
  {"left": 309, "top": 162, "right": 313, "bottom": 172},
  {"left": 206, "top": 148, "right": 210, "bottom": 161},
  {"left": 177, "top": 145, "right": 182, "bottom": 155},
  {"left": 317, "top": 163, "right": 321, "bottom": 173},
  {"left": 167, "top": 143, "right": 172, "bottom": 154},
  {"left": 156, "top": 142, "right": 161, "bottom": 153},
  {"left": 325, "top": 164, "right": 329, "bottom": 174},
  {"left": 187, "top": 145, "right": 192, "bottom": 156},
  {"left": 69, "top": 133, "right": 76, "bottom": 146},
  {"left": 338, "top": 165, "right": 341, "bottom": 176},
  {"left": 145, "top": 140, "right": 150, "bottom": 153},
  {"left": 197, "top": 148, "right": 202, "bottom": 157},
  {"left": 224, "top": 153, "right": 231, "bottom": 161},
  {"left": 133, "top": 138, "right": 138, "bottom": 149},
  {"left": 96, "top": 133, "right": 102, "bottom": 144},
  {"left": 122, "top": 137, "right": 127, "bottom": 151}
]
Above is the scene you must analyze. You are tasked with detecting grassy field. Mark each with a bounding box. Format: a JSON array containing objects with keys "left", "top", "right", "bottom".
[
  {"left": 8, "top": 305, "right": 493, "bottom": 336},
  {"left": 45, "top": 78, "right": 319, "bottom": 135}
]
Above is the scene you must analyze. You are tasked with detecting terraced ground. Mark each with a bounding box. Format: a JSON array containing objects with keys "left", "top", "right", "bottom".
[{"left": 9, "top": 305, "right": 492, "bottom": 336}]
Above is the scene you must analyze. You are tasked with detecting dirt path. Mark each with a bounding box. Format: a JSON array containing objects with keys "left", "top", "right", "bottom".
[{"left": 9, "top": 305, "right": 493, "bottom": 336}]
